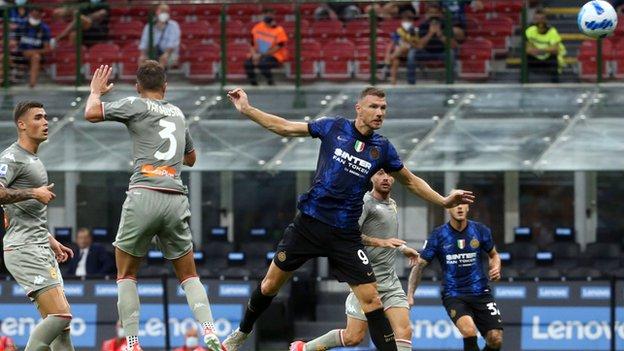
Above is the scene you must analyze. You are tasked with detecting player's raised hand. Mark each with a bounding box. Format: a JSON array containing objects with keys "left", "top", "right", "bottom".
[
  {"left": 227, "top": 88, "right": 251, "bottom": 114},
  {"left": 90, "top": 64, "right": 114, "bottom": 96},
  {"left": 442, "top": 189, "right": 474, "bottom": 208},
  {"left": 32, "top": 183, "right": 56, "bottom": 204}
]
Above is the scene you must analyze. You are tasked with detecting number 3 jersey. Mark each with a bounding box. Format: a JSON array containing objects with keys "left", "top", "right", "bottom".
[
  {"left": 102, "top": 97, "right": 194, "bottom": 194},
  {"left": 420, "top": 220, "right": 495, "bottom": 297}
]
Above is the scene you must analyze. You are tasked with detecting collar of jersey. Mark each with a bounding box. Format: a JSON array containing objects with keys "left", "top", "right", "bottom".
[{"left": 350, "top": 120, "right": 373, "bottom": 140}]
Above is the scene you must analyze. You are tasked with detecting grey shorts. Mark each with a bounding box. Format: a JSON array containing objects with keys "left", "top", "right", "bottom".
[
  {"left": 4, "top": 245, "right": 63, "bottom": 301},
  {"left": 345, "top": 288, "right": 409, "bottom": 321},
  {"left": 114, "top": 188, "right": 193, "bottom": 260}
]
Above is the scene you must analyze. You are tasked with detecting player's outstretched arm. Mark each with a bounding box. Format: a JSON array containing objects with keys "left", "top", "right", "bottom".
[
  {"left": 361, "top": 234, "right": 405, "bottom": 248},
  {"left": 488, "top": 247, "right": 502, "bottom": 281},
  {"left": 85, "top": 65, "right": 114, "bottom": 123},
  {"left": 407, "top": 257, "right": 429, "bottom": 306},
  {"left": 227, "top": 88, "right": 310, "bottom": 137},
  {"left": 391, "top": 167, "right": 474, "bottom": 208},
  {"left": 0, "top": 183, "right": 55, "bottom": 205}
]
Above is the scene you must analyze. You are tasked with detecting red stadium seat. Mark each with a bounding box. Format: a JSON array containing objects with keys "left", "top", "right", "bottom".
[
  {"left": 472, "top": 16, "right": 514, "bottom": 54},
  {"left": 226, "top": 20, "right": 249, "bottom": 41},
  {"left": 286, "top": 38, "right": 322, "bottom": 79},
  {"left": 578, "top": 40, "right": 613, "bottom": 81},
  {"left": 354, "top": 39, "right": 388, "bottom": 80},
  {"left": 458, "top": 38, "right": 493, "bottom": 80},
  {"left": 84, "top": 43, "right": 120, "bottom": 79},
  {"left": 282, "top": 20, "right": 310, "bottom": 40},
  {"left": 309, "top": 20, "right": 344, "bottom": 40},
  {"left": 612, "top": 39, "right": 624, "bottom": 79},
  {"left": 183, "top": 43, "right": 220, "bottom": 82},
  {"left": 179, "top": 21, "right": 212, "bottom": 41},
  {"left": 49, "top": 44, "right": 86, "bottom": 83},
  {"left": 226, "top": 42, "right": 251, "bottom": 80},
  {"left": 118, "top": 43, "right": 141, "bottom": 81},
  {"left": 344, "top": 19, "right": 372, "bottom": 39},
  {"left": 321, "top": 39, "right": 355, "bottom": 79},
  {"left": 109, "top": 20, "right": 143, "bottom": 41}
]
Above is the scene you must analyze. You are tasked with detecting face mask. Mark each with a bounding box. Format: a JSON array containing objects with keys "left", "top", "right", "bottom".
[
  {"left": 116, "top": 328, "right": 124, "bottom": 339},
  {"left": 263, "top": 16, "right": 274, "bottom": 24},
  {"left": 28, "top": 17, "right": 40, "bottom": 26},
  {"left": 15, "top": 0, "right": 27, "bottom": 6},
  {"left": 185, "top": 336, "right": 198, "bottom": 348},
  {"left": 158, "top": 12, "right": 170, "bottom": 23},
  {"left": 401, "top": 21, "right": 412, "bottom": 31}
]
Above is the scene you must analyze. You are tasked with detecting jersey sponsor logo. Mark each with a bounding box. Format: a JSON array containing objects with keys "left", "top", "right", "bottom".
[
  {"left": 0, "top": 164, "right": 7, "bottom": 177},
  {"left": 470, "top": 238, "right": 479, "bottom": 249},
  {"left": 354, "top": 140, "right": 365, "bottom": 152},
  {"left": 333, "top": 148, "right": 373, "bottom": 177},
  {"left": 457, "top": 239, "right": 465, "bottom": 250},
  {"left": 140, "top": 164, "right": 176, "bottom": 178},
  {"left": 445, "top": 252, "right": 477, "bottom": 267},
  {"left": 1, "top": 153, "right": 15, "bottom": 162}
]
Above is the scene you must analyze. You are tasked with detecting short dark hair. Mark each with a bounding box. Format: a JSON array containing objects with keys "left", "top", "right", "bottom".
[
  {"left": 13, "top": 100, "right": 44, "bottom": 124},
  {"left": 359, "top": 86, "right": 386, "bottom": 100},
  {"left": 136, "top": 60, "right": 166, "bottom": 92}
]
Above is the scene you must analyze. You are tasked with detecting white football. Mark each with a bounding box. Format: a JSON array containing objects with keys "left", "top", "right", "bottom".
[{"left": 578, "top": 0, "right": 618, "bottom": 38}]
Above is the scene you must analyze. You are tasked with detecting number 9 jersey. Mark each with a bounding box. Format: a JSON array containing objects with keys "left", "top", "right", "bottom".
[{"left": 102, "top": 97, "right": 194, "bottom": 194}]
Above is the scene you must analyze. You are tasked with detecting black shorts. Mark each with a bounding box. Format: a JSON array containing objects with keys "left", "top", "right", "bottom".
[
  {"left": 442, "top": 293, "right": 504, "bottom": 336},
  {"left": 273, "top": 213, "right": 375, "bottom": 285}
]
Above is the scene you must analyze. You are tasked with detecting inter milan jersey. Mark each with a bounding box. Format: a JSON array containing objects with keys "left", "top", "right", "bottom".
[
  {"left": 298, "top": 117, "right": 404, "bottom": 230},
  {"left": 421, "top": 220, "right": 495, "bottom": 297}
]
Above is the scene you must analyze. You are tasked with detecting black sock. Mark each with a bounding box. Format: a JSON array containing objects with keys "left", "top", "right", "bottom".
[
  {"left": 483, "top": 346, "right": 500, "bottom": 351},
  {"left": 364, "top": 308, "right": 397, "bottom": 351},
  {"left": 239, "top": 285, "right": 275, "bottom": 333},
  {"left": 463, "top": 336, "right": 479, "bottom": 351}
]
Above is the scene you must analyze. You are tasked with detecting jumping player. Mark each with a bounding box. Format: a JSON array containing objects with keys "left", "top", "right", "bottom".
[
  {"left": 1, "top": 101, "right": 75, "bottom": 351},
  {"left": 223, "top": 86, "right": 474, "bottom": 351},
  {"left": 85, "top": 63, "right": 222, "bottom": 351},
  {"left": 408, "top": 203, "right": 503, "bottom": 351},
  {"left": 291, "top": 169, "right": 419, "bottom": 351}
]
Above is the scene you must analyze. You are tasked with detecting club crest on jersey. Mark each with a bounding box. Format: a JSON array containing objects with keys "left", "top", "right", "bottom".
[
  {"left": 370, "top": 146, "right": 380, "bottom": 159},
  {"left": 470, "top": 238, "right": 480, "bottom": 249},
  {"left": 354, "top": 140, "right": 365, "bottom": 153},
  {"left": 457, "top": 239, "right": 466, "bottom": 250}
]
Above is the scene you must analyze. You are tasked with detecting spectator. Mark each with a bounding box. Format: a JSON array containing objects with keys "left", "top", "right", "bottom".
[
  {"left": 54, "top": 0, "right": 110, "bottom": 46},
  {"left": 245, "top": 8, "right": 288, "bottom": 86},
  {"left": 9, "top": 0, "right": 29, "bottom": 30},
  {"left": 385, "top": 10, "right": 419, "bottom": 84},
  {"left": 139, "top": 2, "right": 181, "bottom": 69},
  {"left": 173, "top": 327, "right": 206, "bottom": 351},
  {"left": 314, "top": 3, "right": 362, "bottom": 21},
  {"left": 101, "top": 321, "right": 126, "bottom": 351},
  {"left": 406, "top": 3, "right": 454, "bottom": 84},
  {"left": 66, "top": 227, "right": 114, "bottom": 277},
  {"left": 525, "top": 10, "right": 566, "bottom": 83},
  {"left": 13, "top": 7, "right": 51, "bottom": 87},
  {"left": 439, "top": 0, "right": 483, "bottom": 42},
  {"left": 0, "top": 334, "right": 16, "bottom": 351}
]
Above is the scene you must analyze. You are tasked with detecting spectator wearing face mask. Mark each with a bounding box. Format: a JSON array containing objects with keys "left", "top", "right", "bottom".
[
  {"left": 245, "top": 8, "right": 288, "bottom": 85},
  {"left": 173, "top": 327, "right": 207, "bottom": 351},
  {"left": 101, "top": 321, "right": 127, "bottom": 351},
  {"left": 139, "top": 2, "right": 181, "bottom": 68},
  {"left": 385, "top": 10, "right": 420, "bottom": 84},
  {"left": 53, "top": 0, "right": 110, "bottom": 46},
  {"left": 12, "top": 7, "right": 51, "bottom": 87}
]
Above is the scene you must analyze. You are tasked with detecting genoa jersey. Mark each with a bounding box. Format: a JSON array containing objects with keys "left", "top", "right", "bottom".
[
  {"left": 421, "top": 220, "right": 495, "bottom": 297},
  {"left": 298, "top": 117, "right": 404, "bottom": 230}
]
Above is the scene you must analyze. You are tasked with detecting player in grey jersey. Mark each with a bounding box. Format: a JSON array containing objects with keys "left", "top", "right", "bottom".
[
  {"left": 1, "top": 101, "right": 75, "bottom": 351},
  {"left": 290, "top": 169, "right": 419, "bottom": 351},
  {"left": 84, "top": 63, "right": 222, "bottom": 351}
]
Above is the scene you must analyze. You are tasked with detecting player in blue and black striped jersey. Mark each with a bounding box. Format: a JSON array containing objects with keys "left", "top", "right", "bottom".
[
  {"left": 224, "top": 86, "right": 474, "bottom": 351},
  {"left": 408, "top": 203, "right": 503, "bottom": 351}
]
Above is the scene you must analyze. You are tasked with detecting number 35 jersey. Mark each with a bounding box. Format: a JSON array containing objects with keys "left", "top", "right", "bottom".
[{"left": 102, "top": 97, "right": 194, "bottom": 194}]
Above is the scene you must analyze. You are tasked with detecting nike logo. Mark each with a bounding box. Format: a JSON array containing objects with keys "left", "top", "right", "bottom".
[
  {"left": 367, "top": 272, "right": 374, "bottom": 276},
  {"left": 337, "top": 135, "right": 348, "bottom": 141}
]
